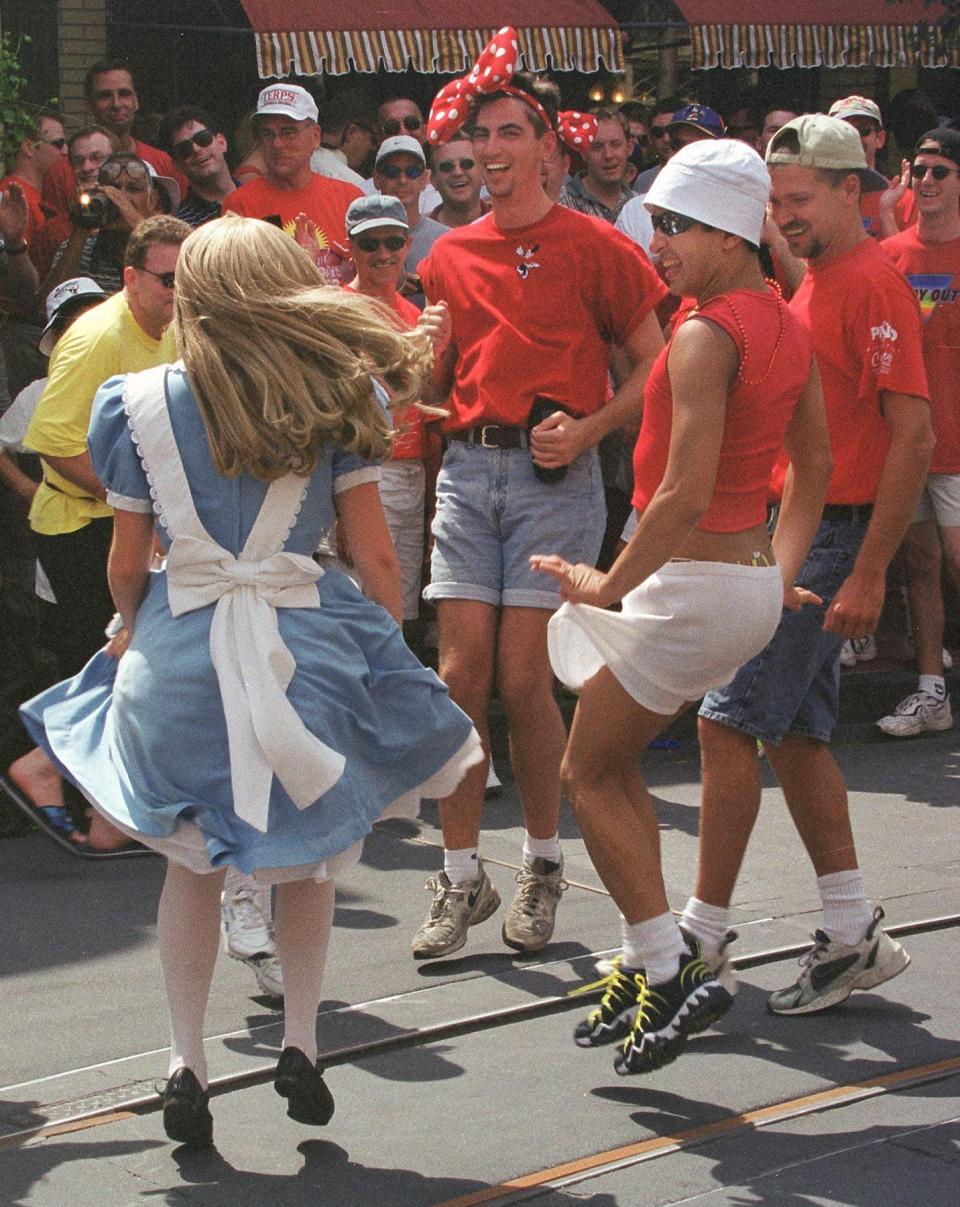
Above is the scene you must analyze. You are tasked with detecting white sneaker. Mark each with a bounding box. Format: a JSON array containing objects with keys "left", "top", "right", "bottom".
[
  {"left": 768, "top": 908, "right": 910, "bottom": 1014},
  {"left": 221, "top": 882, "right": 275, "bottom": 959},
  {"left": 876, "top": 690, "right": 953, "bottom": 737},
  {"left": 839, "top": 639, "right": 857, "bottom": 667},
  {"left": 841, "top": 635, "right": 877, "bottom": 667},
  {"left": 245, "top": 953, "right": 284, "bottom": 998}
]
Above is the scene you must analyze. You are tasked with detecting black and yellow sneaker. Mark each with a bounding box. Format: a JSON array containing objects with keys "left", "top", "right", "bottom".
[
  {"left": 571, "top": 957, "right": 645, "bottom": 1047},
  {"left": 614, "top": 950, "right": 733, "bottom": 1075}
]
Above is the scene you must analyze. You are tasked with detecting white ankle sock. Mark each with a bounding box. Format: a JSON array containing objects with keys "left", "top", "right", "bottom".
[
  {"left": 680, "top": 897, "right": 730, "bottom": 952},
  {"left": 444, "top": 847, "right": 480, "bottom": 885},
  {"left": 523, "top": 832, "right": 561, "bottom": 865},
  {"left": 621, "top": 911, "right": 687, "bottom": 985},
  {"left": 919, "top": 674, "right": 946, "bottom": 700},
  {"left": 817, "top": 870, "right": 873, "bottom": 945}
]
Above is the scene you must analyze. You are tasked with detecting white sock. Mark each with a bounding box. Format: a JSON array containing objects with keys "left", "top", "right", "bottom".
[
  {"left": 680, "top": 897, "right": 730, "bottom": 952},
  {"left": 275, "top": 878, "right": 334, "bottom": 1066},
  {"left": 621, "top": 911, "right": 687, "bottom": 985},
  {"left": 919, "top": 674, "right": 946, "bottom": 700},
  {"left": 444, "top": 847, "right": 480, "bottom": 885},
  {"left": 523, "top": 832, "right": 561, "bottom": 865},
  {"left": 817, "top": 870, "right": 873, "bottom": 945},
  {"left": 158, "top": 862, "right": 225, "bottom": 1088}
]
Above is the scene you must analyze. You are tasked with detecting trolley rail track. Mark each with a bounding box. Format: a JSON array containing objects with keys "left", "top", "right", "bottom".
[{"left": 1, "top": 911, "right": 957, "bottom": 1154}]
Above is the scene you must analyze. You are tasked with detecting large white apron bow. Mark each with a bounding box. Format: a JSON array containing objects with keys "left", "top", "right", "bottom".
[{"left": 165, "top": 533, "right": 345, "bottom": 832}]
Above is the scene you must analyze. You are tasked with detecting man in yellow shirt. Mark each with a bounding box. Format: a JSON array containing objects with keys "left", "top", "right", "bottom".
[{"left": 25, "top": 214, "right": 190, "bottom": 676}]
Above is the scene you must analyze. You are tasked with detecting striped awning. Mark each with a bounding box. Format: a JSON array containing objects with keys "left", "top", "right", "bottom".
[
  {"left": 240, "top": 2, "right": 623, "bottom": 78},
  {"left": 675, "top": 3, "right": 960, "bottom": 69}
]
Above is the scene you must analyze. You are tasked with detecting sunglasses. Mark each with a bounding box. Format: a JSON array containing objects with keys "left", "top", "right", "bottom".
[
  {"left": 382, "top": 115, "right": 422, "bottom": 137},
  {"left": 39, "top": 137, "right": 68, "bottom": 150},
  {"left": 378, "top": 163, "right": 425, "bottom": 180},
  {"left": 650, "top": 124, "right": 672, "bottom": 139},
  {"left": 137, "top": 266, "right": 176, "bottom": 288},
  {"left": 436, "top": 157, "right": 476, "bottom": 173},
  {"left": 98, "top": 159, "right": 151, "bottom": 186},
  {"left": 910, "top": 162, "right": 960, "bottom": 181},
  {"left": 172, "top": 127, "right": 216, "bottom": 162},
  {"left": 352, "top": 234, "right": 407, "bottom": 253},
  {"left": 650, "top": 210, "right": 698, "bottom": 236}
]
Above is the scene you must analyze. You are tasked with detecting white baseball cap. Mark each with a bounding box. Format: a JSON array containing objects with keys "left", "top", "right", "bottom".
[
  {"left": 375, "top": 135, "right": 426, "bottom": 169},
  {"left": 255, "top": 84, "right": 319, "bottom": 124},
  {"left": 645, "top": 138, "right": 771, "bottom": 246},
  {"left": 39, "top": 277, "right": 107, "bottom": 355}
]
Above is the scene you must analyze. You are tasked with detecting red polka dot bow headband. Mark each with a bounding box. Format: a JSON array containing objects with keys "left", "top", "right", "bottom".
[{"left": 426, "top": 26, "right": 597, "bottom": 152}]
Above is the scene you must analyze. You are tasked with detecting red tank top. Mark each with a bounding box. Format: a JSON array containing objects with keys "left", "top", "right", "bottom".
[{"left": 632, "top": 287, "right": 813, "bottom": 533}]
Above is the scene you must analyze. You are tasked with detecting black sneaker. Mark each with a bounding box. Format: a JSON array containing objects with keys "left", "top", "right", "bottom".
[
  {"left": 614, "top": 951, "right": 733, "bottom": 1075},
  {"left": 571, "top": 957, "right": 645, "bottom": 1047}
]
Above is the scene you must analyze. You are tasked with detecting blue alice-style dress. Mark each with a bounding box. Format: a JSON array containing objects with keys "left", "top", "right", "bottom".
[{"left": 20, "top": 363, "right": 483, "bottom": 880}]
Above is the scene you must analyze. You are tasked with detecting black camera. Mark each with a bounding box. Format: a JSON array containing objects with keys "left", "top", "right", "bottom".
[{"left": 70, "top": 192, "right": 111, "bottom": 230}]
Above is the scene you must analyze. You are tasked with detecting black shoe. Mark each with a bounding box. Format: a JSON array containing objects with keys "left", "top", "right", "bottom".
[
  {"left": 274, "top": 1047, "right": 335, "bottom": 1125},
  {"left": 614, "top": 951, "right": 733, "bottom": 1076},
  {"left": 161, "top": 1067, "right": 213, "bottom": 1148}
]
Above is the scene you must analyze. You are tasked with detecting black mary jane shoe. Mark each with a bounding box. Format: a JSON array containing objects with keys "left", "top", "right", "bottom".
[
  {"left": 161, "top": 1067, "right": 213, "bottom": 1148},
  {"left": 274, "top": 1046, "right": 335, "bottom": 1125}
]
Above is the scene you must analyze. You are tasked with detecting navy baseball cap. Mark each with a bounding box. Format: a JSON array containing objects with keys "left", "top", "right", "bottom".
[{"left": 667, "top": 104, "right": 726, "bottom": 139}]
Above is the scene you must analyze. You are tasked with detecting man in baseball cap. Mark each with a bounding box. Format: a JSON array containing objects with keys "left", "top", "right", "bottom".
[
  {"left": 222, "top": 84, "right": 362, "bottom": 285},
  {"left": 828, "top": 95, "right": 886, "bottom": 172},
  {"left": 692, "top": 111, "right": 933, "bottom": 1017},
  {"left": 38, "top": 276, "right": 107, "bottom": 355},
  {"left": 666, "top": 103, "right": 725, "bottom": 153},
  {"left": 372, "top": 134, "right": 446, "bottom": 301}
]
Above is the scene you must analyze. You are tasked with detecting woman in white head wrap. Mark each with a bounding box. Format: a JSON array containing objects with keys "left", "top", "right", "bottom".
[{"left": 531, "top": 138, "right": 832, "bottom": 1075}]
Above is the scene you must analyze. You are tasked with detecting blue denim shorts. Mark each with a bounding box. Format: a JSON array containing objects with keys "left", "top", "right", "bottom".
[
  {"left": 698, "top": 514, "right": 867, "bottom": 744},
  {"left": 424, "top": 440, "right": 606, "bottom": 610}
]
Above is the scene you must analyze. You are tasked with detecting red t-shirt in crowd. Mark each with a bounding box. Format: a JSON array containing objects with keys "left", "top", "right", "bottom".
[
  {"left": 42, "top": 139, "right": 188, "bottom": 217},
  {"left": 633, "top": 289, "right": 813, "bottom": 532},
  {"left": 348, "top": 287, "right": 426, "bottom": 460},
  {"left": 769, "top": 238, "right": 929, "bottom": 504},
  {"left": 419, "top": 205, "right": 666, "bottom": 429},
  {"left": 223, "top": 174, "right": 361, "bottom": 285},
  {"left": 881, "top": 226, "right": 960, "bottom": 473}
]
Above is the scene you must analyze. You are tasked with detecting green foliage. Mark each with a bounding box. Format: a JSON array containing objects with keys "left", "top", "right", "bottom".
[{"left": 0, "top": 32, "right": 59, "bottom": 173}]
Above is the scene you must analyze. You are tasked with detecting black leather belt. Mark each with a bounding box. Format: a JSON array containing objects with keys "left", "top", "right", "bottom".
[
  {"left": 822, "top": 503, "right": 873, "bottom": 525},
  {"left": 448, "top": 425, "right": 530, "bottom": 450}
]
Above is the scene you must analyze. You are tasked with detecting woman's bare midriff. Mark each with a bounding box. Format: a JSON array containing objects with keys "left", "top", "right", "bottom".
[{"left": 672, "top": 521, "right": 775, "bottom": 567}]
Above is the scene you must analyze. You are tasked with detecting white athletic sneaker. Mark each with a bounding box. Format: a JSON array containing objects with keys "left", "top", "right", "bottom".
[
  {"left": 221, "top": 882, "right": 275, "bottom": 959},
  {"left": 768, "top": 908, "right": 910, "bottom": 1015},
  {"left": 841, "top": 634, "right": 877, "bottom": 667},
  {"left": 876, "top": 690, "right": 953, "bottom": 737},
  {"left": 681, "top": 927, "right": 740, "bottom": 996},
  {"left": 411, "top": 862, "right": 501, "bottom": 959}
]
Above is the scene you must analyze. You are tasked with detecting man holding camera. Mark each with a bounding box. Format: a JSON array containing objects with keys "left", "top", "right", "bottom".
[
  {"left": 40, "top": 151, "right": 179, "bottom": 299},
  {"left": 412, "top": 70, "right": 665, "bottom": 960}
]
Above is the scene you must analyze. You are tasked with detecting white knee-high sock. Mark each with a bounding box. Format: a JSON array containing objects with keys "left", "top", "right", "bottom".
[
  {"left": 275, "top": 878, "right": 335, "bottom": 1065},
  {"left": 157, "top": 862, "right": 225, "bottom": 1088}
]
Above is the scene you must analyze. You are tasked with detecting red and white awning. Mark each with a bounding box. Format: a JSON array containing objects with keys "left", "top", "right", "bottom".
[
  {"left": 240, "top": 1, "right": 624, "bottom": 78},
  {"left": 674, "top": 1, "right": 960, "bottom": 68}
]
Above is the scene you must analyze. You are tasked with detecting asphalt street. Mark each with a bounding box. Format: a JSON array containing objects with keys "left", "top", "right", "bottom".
[{"left": 0, "top": 716, "right": 957, "bottom": 1206}]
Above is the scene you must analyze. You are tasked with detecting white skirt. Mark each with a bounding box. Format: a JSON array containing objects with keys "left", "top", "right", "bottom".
[{"left": 548, "top": 559, "right": 783, "bottom": 715}]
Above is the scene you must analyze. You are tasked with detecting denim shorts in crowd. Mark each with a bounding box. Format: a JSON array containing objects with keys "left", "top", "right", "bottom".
[
  {"left": 424, "top": 440, "right": 606, "bottom": 610},
  {"left": 699, "top": 513, "right": 868, "bottom": 745}
]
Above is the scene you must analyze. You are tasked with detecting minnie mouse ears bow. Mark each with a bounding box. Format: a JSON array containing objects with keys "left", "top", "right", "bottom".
[{"left": 426, "top": 26, "right": 598, "bottom": 152}]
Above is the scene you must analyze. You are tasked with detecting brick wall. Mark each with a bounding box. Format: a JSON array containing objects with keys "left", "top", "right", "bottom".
[{"left": 56, "top": 0, "right": 107, "bottom": 127}]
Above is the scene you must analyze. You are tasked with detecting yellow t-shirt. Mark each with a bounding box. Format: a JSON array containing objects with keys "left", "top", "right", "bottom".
[{"left": 24, "top": 290, "right": 177, "bottom": 535}]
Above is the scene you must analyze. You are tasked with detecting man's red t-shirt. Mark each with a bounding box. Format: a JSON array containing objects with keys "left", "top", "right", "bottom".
[
  {"left": 222, "top": 174, "right": 361, "bottom": 285},
  {"left": 42, "top": 140, "right": 188, "bottom": 217},
  {"left": 419, "top": 206, "right": 666, "bottom": 430},
  {"left": 633, "top": 289, "right": 813, "bottom": 532},
  {"left": 769, "top": 238, "right": 929, "bottom": 504},
  {"left": 881, "top": 226, "right": 960, "bottom": 474}
]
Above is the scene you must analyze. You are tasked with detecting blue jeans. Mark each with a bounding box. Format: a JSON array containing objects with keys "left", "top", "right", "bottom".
[
  {"left": 424, "top": 440, "right": 606, "bottom": 610},
  {"left": 699, "top": 514, "right": 867, "bottom": 744}
]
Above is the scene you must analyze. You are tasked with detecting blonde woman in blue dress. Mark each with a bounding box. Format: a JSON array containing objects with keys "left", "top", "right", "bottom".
[{"left": 21, "top": 216, "right": 482, "bottom": 1147}]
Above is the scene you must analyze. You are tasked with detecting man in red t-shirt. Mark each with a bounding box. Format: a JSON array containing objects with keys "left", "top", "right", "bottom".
[
  {"left": 692, "top": 115, "right": 933, "bottom": 1016},
  {"left": 42, "top": 60, "right": 186, "bottom": 216},
  {"left": 222, "top": 85, "right": 361, "bottom": 287},
  {"left": 877, "top": 127, "right": 960, "bottom": 737},
  {"left": 411, "top": 73, "right": 666, "bottom": 961}
]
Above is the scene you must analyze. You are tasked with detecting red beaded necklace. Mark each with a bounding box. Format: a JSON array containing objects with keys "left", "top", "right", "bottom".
[{"left": 691, "top": 281, "right": 786, "bottom": 386}]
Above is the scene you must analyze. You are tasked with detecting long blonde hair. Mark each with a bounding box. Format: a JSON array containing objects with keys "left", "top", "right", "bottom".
[{"left": 173, "top": 214, "right": 429, "bottom": 480}]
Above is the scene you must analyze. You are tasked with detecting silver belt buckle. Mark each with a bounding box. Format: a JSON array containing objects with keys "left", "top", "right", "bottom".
[{"left": 480, "top": 425, "right": 498, "bottom": 449}]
